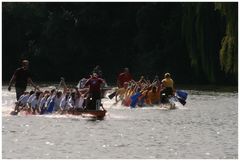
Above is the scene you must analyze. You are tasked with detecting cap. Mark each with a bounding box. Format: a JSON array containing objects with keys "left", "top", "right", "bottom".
[
  {"left": 164, "top": 73, "right": 171, "bottom": 78},
  {"left": 22, "top": 60, "right": 29, "bottom": 64}
]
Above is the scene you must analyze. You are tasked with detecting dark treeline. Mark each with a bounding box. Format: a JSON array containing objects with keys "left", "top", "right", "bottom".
[{"left": 2, "top": 2, "right": 238, "bottom": 85}]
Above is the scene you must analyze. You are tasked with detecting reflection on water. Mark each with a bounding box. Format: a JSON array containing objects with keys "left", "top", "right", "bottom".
[{"left": 2, "top": 85, "right": 238, "bottom": 159}]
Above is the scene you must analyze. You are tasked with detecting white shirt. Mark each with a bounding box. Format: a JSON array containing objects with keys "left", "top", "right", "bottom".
[
  {"left": 45, "top": 95, "right": 55, "bottom": 108},
  {"left": 53, "top": 95, "right": 64, "bottom": 111},
  {"left": 18, "top": 94, "right": 30, "bottom": 106},
  {"left": 67, "top": 97, "right": 84, "bottom": 109},
  {"left": 39, "top": 97, "right": 48, "bottom": 109},
  {"left": 75, "top": 97, "right": 84, "bottom": 109},
  {"left": 80, "top": 78, "right": 87, "bottom": 89},
  {"left": 60, "top": 96, "right": 70, "bottom": 110},
  {"left": 31, "top": 97, "right": 41, "bottom": 109},
  {"left": 18, "top": 94, "right": 25, "bottom": 101},
  {"left": 27, "top": 93, "right": 36, "bottom": 104}
]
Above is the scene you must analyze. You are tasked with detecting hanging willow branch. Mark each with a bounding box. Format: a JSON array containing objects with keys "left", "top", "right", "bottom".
[
  {"left": 215, "top": 2, "right": 238, "bottom": 75},
  {"left": 181, "top": 2, "right": 224, "bottom": 83}
]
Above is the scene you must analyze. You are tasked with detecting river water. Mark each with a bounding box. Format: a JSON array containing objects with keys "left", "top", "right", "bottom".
[{"left": 2, "top": 85, "right": 238, "bottom": 159}]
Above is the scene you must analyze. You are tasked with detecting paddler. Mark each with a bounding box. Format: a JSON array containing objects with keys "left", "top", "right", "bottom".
[
  {"left": 30, "top": 91, "right": 43, "bottom": 114},
  {"left": 39, "top": 90, "right": 50, "bottom": 114},
  {"left": 67, "top": 87, "right": 85, "bottom": 112},
  {"left": 115, "top": 82, "right": 128, "bottom": 103},
  {"left": 160, "top": 73, "right": 175, "bottom": 102},
  {"left": 146, "top": 86, "right": 161, "bottom": 105},
  {"left": 14, "top": 91, "right": 34, "bottom": 113}
]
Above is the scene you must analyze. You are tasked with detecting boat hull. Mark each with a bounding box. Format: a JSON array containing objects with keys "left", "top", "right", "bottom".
[
  {"left": 66, "top": 110, "right": 107, "bottom": 119},
  {"left": 10, "top": 108, "right": 107, "bottom": 119}
]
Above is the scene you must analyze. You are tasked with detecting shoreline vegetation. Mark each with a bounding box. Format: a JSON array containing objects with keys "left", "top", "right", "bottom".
[
  {"left": 2, "top": 82, "right": 237, "bottom": 92},
  {"left": 2, "top": 2, "right": 238, "bottom": 85}
]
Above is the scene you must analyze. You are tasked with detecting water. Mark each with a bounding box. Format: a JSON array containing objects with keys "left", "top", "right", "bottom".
[{"left": 2, "top": 85, "right": 238, "bottom": 159}]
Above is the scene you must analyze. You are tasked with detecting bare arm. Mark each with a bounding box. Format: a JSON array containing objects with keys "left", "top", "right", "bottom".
[
  {"left": 61, "top": 78, "right": 68, "bottom": 94},
  {"left": 8, "top": 74, "right": 16, "bottom": 91},
  {"left": 28, "top": 78, "right": 40, "bottom": 91}
]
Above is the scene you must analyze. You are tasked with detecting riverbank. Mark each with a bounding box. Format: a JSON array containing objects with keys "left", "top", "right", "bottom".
[{"left": 2, "top": 82, "right": 238, "bottom": 93}]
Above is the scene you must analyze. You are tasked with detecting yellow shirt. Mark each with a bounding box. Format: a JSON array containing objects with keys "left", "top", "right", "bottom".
[
  {"left": 162, "top": 78, "right": 174, "bottom": 88},
  {"left": 117, "top": 88, "right": 126, "bottom": 96}
]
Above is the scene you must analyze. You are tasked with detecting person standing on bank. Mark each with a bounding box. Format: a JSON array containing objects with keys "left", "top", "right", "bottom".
[{"left": 8, "top": 60, "right": 39, "bottom": 100}]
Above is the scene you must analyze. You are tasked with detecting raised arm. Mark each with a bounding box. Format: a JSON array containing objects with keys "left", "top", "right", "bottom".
[{"left": 61, "top": 78, "right": 68, "bottom": 94}]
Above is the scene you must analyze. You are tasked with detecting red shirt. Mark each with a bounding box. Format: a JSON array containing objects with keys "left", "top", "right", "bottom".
[
  {"left": 85, "top": 77, "right": 104, "bottom": 93},
  {"left": 118, "top": 72, "right": 132, "bottom": 88}
]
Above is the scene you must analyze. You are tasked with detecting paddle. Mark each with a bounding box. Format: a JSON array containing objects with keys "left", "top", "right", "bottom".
[
  {"left": 108, "top": 91, "right": 117, "bottom": 99},
  {"left": 177, "top": 90, "right": 187, "bottom": 98},
  {"left": 100, "top": 103, "right": 106, "bottom": 111},
  {"left": 175, "top": 90, "right": 188, "bottom": 106},
  {"left": 177, "top": 98, "right": 186, "bottom": 105}
]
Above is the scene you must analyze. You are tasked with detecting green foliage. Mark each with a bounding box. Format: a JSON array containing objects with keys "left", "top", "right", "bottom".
[
  {"left": 215, "top": 2, "right": 238, "bottom": 75},
  {"left": 2, "top": 2, "right": 237, "bottom": 85},
  {"left": 181, "top": 2, "right": 235, "bottom": 83}
]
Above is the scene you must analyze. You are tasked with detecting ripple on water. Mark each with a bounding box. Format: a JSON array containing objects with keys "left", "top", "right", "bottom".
[{"left": 2, "top": 86, "right": 238, "bottom": 159}]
